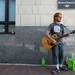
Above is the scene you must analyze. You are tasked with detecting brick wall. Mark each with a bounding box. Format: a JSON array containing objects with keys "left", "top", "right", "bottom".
[
  {"left": 15, "top": 0, "right": 75, "bottom": 64},
  {"left": 16, "top": 0, "right": 75, "bottom": 26},
  {"left": 0, "top": 26, "right": 75, "bottom": 64}
]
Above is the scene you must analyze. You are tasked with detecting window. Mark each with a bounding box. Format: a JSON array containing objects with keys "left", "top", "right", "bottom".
[{"left": 0, "top": 0, "right": 15, "bottom": 34}]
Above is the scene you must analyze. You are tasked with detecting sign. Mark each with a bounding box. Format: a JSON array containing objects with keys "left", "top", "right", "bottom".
[{"left": 58, "top": 0, "right": 75, "bottom": 9}]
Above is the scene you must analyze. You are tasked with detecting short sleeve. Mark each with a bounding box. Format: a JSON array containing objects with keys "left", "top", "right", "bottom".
[
  {"left": 60, "top": 24, "right": 64, "bottom": 34},
  {"left": 47, "top": 24, "right": 52, "bottom": 31}
]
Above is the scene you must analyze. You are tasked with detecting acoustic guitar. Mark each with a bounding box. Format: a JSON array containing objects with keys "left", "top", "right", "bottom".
[{"left": 42, "top": 30, "right": 75, "bottom": 51}]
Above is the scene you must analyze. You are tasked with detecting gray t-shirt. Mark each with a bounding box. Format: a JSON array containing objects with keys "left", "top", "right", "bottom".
[
  {"left": 47, "top": 23, "right": 65, "bottom": 43},
  {"left": 48, "top": 23, "right": 64, "bottom": 37}
]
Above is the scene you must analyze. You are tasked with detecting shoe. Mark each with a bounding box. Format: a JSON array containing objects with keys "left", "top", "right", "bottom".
[
  {"left": 51, "top": 68, "right": 60, "bottom": 75},
  {"left": 51, "top": 70, "right": 57, "bottom": 75},
  {"left": 59, "top": 66, "right": 68, "bottom": 71},
  {"left": 55, "top": 68, "right": 60, "bottom": 73}
]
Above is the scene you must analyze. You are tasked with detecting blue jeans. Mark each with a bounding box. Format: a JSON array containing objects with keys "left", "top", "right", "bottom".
[{"left": 52, "top": 43, "right": 64, "bottom": 65}]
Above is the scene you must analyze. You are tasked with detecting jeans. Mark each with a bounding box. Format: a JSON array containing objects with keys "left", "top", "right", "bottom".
[{"left": 52, "top": 42, "right": 64, "bottom": 65}]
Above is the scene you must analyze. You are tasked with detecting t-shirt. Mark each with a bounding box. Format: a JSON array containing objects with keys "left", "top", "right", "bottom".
[
  {"left": 48, "top": 23, "right": 65, "bottom": 43},
  {"left": 48, "top": 23, "right": 64, "bottom": 37}
]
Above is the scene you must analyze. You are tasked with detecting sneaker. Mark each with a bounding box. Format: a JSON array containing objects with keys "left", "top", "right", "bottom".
[
  {"left": 51, "top": 70, "right": 57, "bottom": 75},
  {"left": 59, "top": 67, "right": 68, "bottom": 71},
  {"left": 55, "top": 68, "right": 60, "bottom": 73},
  {"left": 51, "top": 69, "right": 60, "bottom": 75}
]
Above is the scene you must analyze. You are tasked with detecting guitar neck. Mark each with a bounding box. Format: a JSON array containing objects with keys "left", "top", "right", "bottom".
[
  {"left": 53, "top": 30, "right": 75, "bottom": 41},
  {"left": 57, "top": 32, "right": 72, "bottom": 40}
]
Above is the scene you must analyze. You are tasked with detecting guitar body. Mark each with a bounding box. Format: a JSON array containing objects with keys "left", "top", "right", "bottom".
[{"left": 42, "top": 34, "right": 58, "bottom": 50}]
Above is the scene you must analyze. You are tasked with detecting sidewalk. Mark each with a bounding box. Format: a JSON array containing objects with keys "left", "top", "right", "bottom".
[{"left": 0, "top": 64, "right": 74, "bottom": 75}]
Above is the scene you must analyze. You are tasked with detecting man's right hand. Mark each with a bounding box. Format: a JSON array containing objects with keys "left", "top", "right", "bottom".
[
  {"left": 52, "top": 39, "right": 57, "bottom": 44},
  {"left": 46, "top": 30, "right": 57, "bottom": 44}
]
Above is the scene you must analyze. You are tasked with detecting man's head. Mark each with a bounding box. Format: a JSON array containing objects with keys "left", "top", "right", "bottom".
[{"left": 53, "top": 12, "right": 62, "bottom": 23}]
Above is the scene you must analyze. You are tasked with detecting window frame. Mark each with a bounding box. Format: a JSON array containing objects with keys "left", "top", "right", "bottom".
[{"left": 0, "top": 0, "right": 15, "bottom": 34}]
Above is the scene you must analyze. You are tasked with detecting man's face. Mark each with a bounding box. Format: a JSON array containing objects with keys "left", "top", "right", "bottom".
[{"left": 55, "top": 14, "right": 62, "bottom": 22}]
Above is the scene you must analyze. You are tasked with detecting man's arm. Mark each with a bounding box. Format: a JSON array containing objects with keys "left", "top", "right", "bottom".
[
  {"left": 46, "top": 30, "right": 57, "bottom": 44},
  {"left": 63, "top": 25, "right": 70, "bottom": 36}
]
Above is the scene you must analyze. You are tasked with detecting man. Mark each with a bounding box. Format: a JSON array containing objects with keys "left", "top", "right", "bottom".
[{"left": 46, "top": 12, "right": 68, "bottom": 74}]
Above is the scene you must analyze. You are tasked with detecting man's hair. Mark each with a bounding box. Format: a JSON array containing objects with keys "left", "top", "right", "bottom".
[
  {"left": 53, "top": 12, "right": 62, "bottom": 21},
  {"left": 54, "top": 12, "right": 62, "bottom": 18}
]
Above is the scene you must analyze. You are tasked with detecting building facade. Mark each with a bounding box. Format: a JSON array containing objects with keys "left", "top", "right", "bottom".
[{"left": 0, "top": 0, "right": 75, "bottom": 64}]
